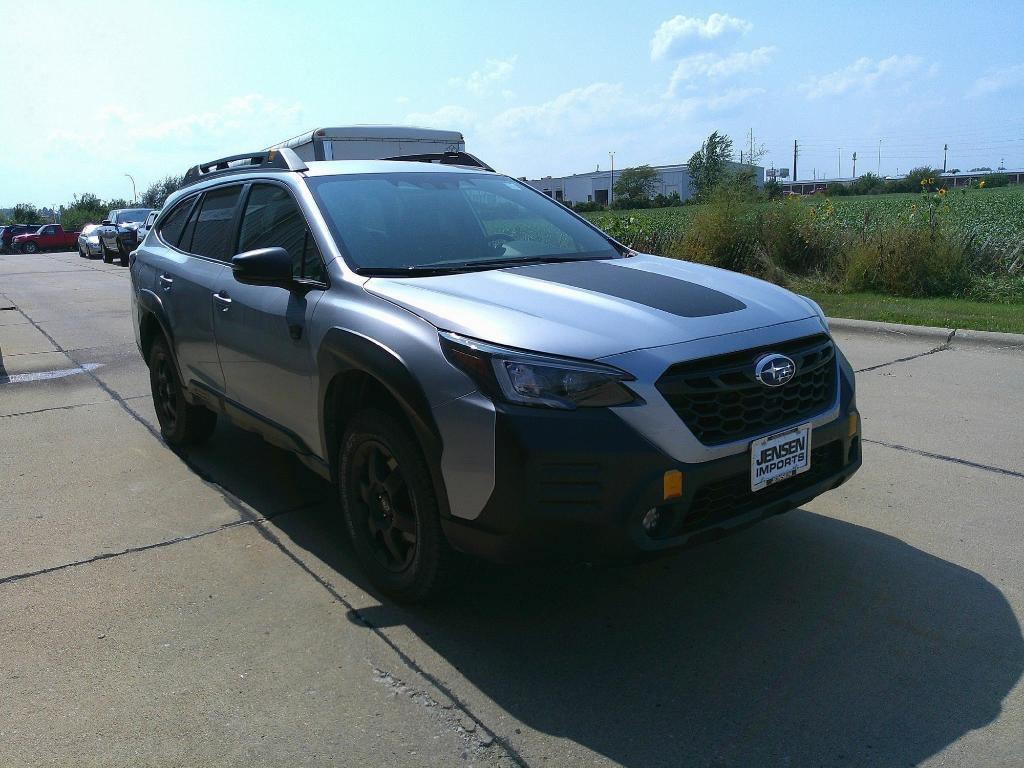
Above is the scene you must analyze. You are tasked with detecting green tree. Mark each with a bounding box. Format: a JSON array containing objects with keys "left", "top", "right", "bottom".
[
  {"left": 10, "top": 203, "right": 42, "bottom": 223},
  {"left": 60, "top": 193, "right": 108, "bottom": 231},
  {"left": 140, "top": 175, "right": 183, "bottom": 209},
  {"left": 850, "top": 172, "right": 886, "bottom": 195},
  {"left": 687, "top": 131, "right": 735, "bottom": 202},
  {"left": 895, "top": 166, "right": 944, "bottom": 193},
  {"left": 613, "top": 165, "right": 659, "bottom": 203}
]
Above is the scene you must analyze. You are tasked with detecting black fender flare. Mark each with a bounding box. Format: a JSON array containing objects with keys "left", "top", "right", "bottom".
[
  {"left": 317, "top": 327, "right": 450, "bottom": 515},
  {"left": 136, "top": 288, "right": 182, "bottom": 378}
]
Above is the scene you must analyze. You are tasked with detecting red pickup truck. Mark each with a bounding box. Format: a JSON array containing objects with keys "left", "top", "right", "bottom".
[{"left": 12, "top": 224, "right": 81, "bottom": 253}]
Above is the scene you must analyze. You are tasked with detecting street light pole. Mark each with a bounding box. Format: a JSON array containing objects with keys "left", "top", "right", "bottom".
[
  {"left": 838, "top": 147, "right": 841, "bottom": 179},
  {"left": 125, "top": 173, "right": 137, "bottom": 203},
  {"left": 608, "top": 152, "right": 615, "bottom": 206}
]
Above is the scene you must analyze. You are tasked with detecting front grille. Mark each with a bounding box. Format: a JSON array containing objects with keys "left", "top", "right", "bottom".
[
  {"left": 683, "top": 442, "right": 843, "bottom": 532},
  {"left": 656, "top": 334, "right": 837, "bottom": 446}
]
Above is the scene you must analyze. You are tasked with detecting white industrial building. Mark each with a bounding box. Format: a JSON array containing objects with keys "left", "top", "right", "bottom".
[{"left": 524, "top": 161, "right": 764, "bottom": 205}]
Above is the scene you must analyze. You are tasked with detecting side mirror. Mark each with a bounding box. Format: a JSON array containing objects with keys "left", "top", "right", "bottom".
[
  {"left": 101, "top": 220, "right": 112, "bottom": 226},
  {"left": 232, "top": 247, "right": 293, "bottom": 286}
]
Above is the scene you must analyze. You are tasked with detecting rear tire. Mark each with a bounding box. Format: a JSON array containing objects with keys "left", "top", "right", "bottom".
[
  {"left": 339, "top": 409, "right": 450, "bottom": 603},
  {"left": 148, "top": 336, "right": 217, "bottom": 446}
]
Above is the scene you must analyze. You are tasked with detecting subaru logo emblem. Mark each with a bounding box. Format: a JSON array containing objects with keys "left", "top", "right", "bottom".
[{"left": 754, "top": 353, "right": 796, "bottom": 387}]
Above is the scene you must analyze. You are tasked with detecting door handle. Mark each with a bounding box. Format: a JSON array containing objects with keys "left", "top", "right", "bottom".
[
  {"left": 158, "top": 274, "right": 173, "bottom": 290},
  {"left": 213, "top": 292, "right": 232, "bottom": 311}
]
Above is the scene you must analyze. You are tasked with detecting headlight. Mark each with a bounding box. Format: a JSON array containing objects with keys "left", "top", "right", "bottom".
[
  {"left": 439, "top": 331, "right": 641, "bottom": 410},
  {"left": 800, "top": 295, "right": 829, "bottom": 331}
]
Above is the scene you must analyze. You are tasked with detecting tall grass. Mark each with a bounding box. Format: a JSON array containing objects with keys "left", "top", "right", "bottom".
[{"left": 602, "top": 188, "right": 1017, "bottom": 301}]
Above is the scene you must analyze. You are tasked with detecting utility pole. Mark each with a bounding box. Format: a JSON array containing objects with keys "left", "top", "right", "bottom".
[
  {"left": 852, "top": 151, "right": 857, "bottom": 178},
  {"left": 943, "top": 143, "right": 948, "bottom": 174},
  {"left": 748, "top": 128, "right": 754, "bottom": 165},
  {"left": 877, "top": 139, "right": 882, "bottom": 176},
  {"left": 608, "top": 151, "right": 615, "bottom": 206},
  {"left": 793, "top": 139, "right": 798, "bottom": 182},
  {"left": 838, "top": 147, "right": 842, "bottom": 179}
]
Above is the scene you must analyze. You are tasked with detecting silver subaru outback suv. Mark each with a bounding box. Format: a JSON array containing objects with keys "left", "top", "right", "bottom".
[{"left": 130, "top": 147, "right": 861, "bottom": 601}]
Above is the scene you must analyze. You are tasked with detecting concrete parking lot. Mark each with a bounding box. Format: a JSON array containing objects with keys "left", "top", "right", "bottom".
[{"left": 1, "top": 250, "right": 1022, "bottom": 767}]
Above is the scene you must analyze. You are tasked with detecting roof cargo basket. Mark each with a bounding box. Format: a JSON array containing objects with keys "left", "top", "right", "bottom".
[
  {"left": 182, "top": 147, "right": 308, "bottom": 187},
  {"left": 381, "top": 151, "right": 494, "bottom": 172}
]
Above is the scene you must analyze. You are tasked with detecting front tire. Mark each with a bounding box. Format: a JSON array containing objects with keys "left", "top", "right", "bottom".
[
  {"left": 23, "top": 242, "right": 38, "bottom": 254},
  {"left": 148, "top": 336, "right": 217, "bottom": 446},
  {"left": 339, "top": 409, "right": 450, "bottom": 602}
]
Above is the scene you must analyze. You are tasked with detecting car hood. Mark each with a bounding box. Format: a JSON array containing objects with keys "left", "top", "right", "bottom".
[{"left": 364, "top": 254, "right": 820, "bottom": 359}]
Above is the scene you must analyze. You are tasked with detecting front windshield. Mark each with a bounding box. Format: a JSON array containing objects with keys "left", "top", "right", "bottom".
[
  {"left": 307, "top": 172, "right": 618, "bottom": 272},
  {"left": 116, "top": 209, "right": 150, "bottom": 225}
]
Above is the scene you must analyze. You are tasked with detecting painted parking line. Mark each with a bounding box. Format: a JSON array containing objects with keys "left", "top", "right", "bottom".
[{"left": 0, "top": 363, "right": 103, "bottom": 385}]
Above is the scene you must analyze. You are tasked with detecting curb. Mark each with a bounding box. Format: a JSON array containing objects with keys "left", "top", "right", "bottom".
[{"left": 828, "top": 317, "right": 1024, "bottom": 350}]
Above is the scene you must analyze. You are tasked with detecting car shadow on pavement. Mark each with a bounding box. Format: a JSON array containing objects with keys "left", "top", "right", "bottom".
[
  {"left": 186, "top": 425, "right": 1023, "bottom": 767},
  {"left": 357, "top": 515, "right": 1020, "bottom": 767}
]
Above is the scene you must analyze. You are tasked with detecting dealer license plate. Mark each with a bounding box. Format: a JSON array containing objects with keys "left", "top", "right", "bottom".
[{"left": 750, "top": 423, "right": 811, "bottom": 492}]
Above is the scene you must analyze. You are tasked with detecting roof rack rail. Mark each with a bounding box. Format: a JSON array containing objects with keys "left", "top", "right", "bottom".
[
  {"left": 381, "top": 151, "right": 495, "bottom": 172},
  {"left": 181, "top": 147, "right": 308, "bottom": 187}
]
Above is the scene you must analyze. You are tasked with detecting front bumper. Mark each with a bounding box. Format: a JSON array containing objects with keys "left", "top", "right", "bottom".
[{"left": 442, "top": 360, "right": 861, "bottom": 563}]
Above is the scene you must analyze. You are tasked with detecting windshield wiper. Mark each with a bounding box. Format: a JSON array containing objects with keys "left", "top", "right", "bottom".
[
  {"left": 453, "top": 254, "right": 610, "bottom": 270},
  {"left": 356, "top": 265, "right": 472, "bottom": 277}
]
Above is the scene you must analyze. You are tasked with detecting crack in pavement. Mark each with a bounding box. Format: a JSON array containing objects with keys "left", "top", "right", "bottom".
[
  {"left": 864, "top": 438, "right": 1024, "bottom": 480},
  {"left": 0, "top": 395, "right": 149, "bottom": 420},
  {"left": 0, "top": 519, "right": 254, "bottom": 588},
  {"left": 855, "top": 329, "right": 957, "bottom": 373}
]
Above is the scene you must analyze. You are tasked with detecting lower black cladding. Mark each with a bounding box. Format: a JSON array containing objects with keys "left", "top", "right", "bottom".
[{"left": 440, "top": 398, "right": 861, "bottom": 563}]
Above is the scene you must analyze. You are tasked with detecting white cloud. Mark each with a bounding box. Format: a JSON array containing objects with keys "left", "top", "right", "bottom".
[
  {"left": 48, "top": 95, "right": 303, "bottom": 156},
  {"left": 405, "top": 105, "right": 476, "bottom": 128},
  {"left": 651, "top": 13, "right": 752, "bottom": 60},
  {"left": 491, "top": 82, "right": 633, "bottom": 136},
  {"left": 970, "top": 63, "right": 1024, "bottom": 96},
  {"left": 449, "top": 56, "right": 518, "bottom": 94},
  {"left": 667, "top": 47, "right": 776, "bottom": 94},
  {"left": 706, "top": 87, "right": 766, "bottom": 112},
  {"left": 799, "top": 54, "right": 930, "bottom": 99}
]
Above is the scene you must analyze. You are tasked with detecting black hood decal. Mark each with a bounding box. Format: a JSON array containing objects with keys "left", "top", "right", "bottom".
[{"left": 508, "top": 260, "right": 746, "bottom": 318}]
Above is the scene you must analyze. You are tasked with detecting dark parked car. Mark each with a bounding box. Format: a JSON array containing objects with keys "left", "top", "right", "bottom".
[
  {"left": 1, "top": 223, "right": 46, "bottom": 254},
  {"left": 96, "top": 208, "right": 152, "bottom": 265}
]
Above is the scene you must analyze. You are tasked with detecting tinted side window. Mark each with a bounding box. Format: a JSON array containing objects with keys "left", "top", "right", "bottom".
[
  {"left": 239, "top": 184, "right": 325, "bottom": 282},
  {"left": 157, "top": 195, "right": 196, "bottom": 247},
  {"left": 190, "top": 186, "right": 242, "bottom": 260}
]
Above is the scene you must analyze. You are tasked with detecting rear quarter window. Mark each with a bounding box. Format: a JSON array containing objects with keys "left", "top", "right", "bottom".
[
  {"left": 189, "top": 186, "right": 242, "bottom": 260},
  {"left": 157, "top": 195, "right": 197, "bottom": 248}
]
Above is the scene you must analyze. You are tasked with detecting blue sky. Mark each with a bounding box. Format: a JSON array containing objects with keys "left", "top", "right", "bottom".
[{"left": 2, "top": 0, "right": 1022, "bottom": 205}]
